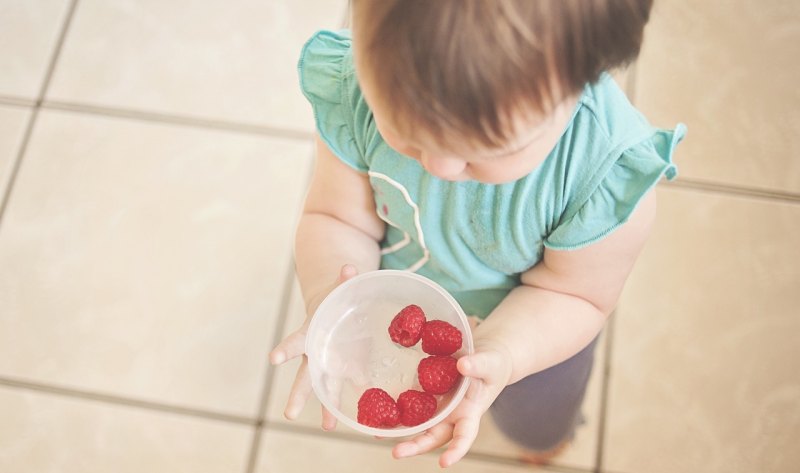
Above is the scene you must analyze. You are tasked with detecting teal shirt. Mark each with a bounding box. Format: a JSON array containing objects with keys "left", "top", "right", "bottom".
[{"left": 300, "top": 30, "right": 686, "bottom": 318}]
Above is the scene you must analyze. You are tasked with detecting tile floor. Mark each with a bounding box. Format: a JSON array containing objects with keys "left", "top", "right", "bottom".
[{"left": 0, "top": 1, "right": 798, "bottom": 472}]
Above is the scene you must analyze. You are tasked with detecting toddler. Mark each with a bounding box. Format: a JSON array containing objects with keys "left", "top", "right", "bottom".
[{"left": 270, "top": 0, "right": 685, "bottom": 467}]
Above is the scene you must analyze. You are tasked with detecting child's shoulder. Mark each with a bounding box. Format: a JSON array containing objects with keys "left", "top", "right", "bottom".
[
  {"left": 299, "top": 29, "right": 357, "bottom": 96},
  {"left": 300, "top": 30, "right": 355, "bottom": 71},
  {"left": 298, "top": 29, "right": 376, "bottom": 172},
  {"left": 542, "top": 73, "right": 685, "bottom": 251},
  {"left": 573, "top": 73, "right": 653, "bottom": 145}
]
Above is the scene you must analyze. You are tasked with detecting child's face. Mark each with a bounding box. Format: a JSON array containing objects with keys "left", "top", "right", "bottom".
[{"left": 359, "top": 75, "right": 578, "bottom": 185}]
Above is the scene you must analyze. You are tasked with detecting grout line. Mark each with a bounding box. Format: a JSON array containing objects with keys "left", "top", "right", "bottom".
[
  {"left": 663, "top": 178, "right": 800, "bottom": 204},
  {"left": 36, "top": 0, "right": 80, "bottom": 105},
  {"left": 0, "top": 104, "right": 38, "bottom": 229},
  {"left": 0, "top": 95, "right": 36, "bottom": 108},
  {"left": 0, "top": 0, "right": 79, "bottom": 231},
  {"left": 243, "top": 259, "right": 301, "bottom": 473},
  {"left": 594, "top": 312, "right": 617, "bottom": 473},
  {"left": 42, "top": 100, "right": 314, "bottom": 141},
  {"left": 0, "top": 376, "right": 257, "bottom": 426}
]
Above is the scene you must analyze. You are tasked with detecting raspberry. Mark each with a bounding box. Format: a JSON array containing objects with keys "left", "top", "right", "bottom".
[
  {"left": 357, "top": 388, "right": 400, "bottom": 428},
  {"left": 397, "top": 390, "right": 437, "bottom": 426},
  {"left": 421, "top": 320, "right": 463, "bottom": 356},
  {"left": 388, "top": 304, "right": 426, "bottom": 347},
  {"left": 417, "top": 355, "right": 462, "bottom": 395}
]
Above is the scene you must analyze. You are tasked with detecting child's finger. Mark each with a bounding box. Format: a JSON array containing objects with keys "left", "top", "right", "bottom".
[
  {"left": 269, "top": 329, "right": 307, "bottom": 365},
  {"left": 393, "top": 422, "right": 453, "bottom": 458},
  {"left": 320, "top": 375, "right": 341, "bottom": 431},
  {"left": 284, "top": 357, "right": 312, "bottom": 420},
  {"left": 321, "top": 406, "right": 338, "bottom": 431},
  {"left": 336, "top": 263, "right": 359, "bottom": 283},
  {"left": 439, "top": 416, "right": 480, "bottom": 468},
  {"left": 273, "top": 265, "right": 358, "bottom": 365},
  {"left": 457, "top": 350, "right": 507, "bottom": 383}
]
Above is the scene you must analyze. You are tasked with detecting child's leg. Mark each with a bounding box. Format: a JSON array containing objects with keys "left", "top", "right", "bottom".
[{"left": 488, "top": 335, "right": 600, "bottom": 452}]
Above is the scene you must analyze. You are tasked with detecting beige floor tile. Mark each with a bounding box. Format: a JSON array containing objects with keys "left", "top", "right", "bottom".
[
  {"left": 0, "top": 109, "right": 312, "bottom": 416},
  {"left": 635, "top": 0, "right": 800, "bottom": 193},
  {"left": 0, "top": 0, "right": 71, "bottom": 100},
  {"left": 0, "top": 386, "right": 251, "bottom": 473},
  {"left": 0, "top": 105, "right": 31, "bottom": 195},
  {"left": 267, "top": 279, "right": 603, "bottom": 469},
  {"left": 47, "top": 0, "right": 348, "bottom": 131},
  {"left": 604, "top": 187, "right": 800, "bottom": 473},
  {"left": 257, "top": 429, "right": 546, "bottom": 473}
]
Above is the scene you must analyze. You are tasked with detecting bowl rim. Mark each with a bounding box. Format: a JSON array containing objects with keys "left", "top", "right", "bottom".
[{"left": 305, "top": 269, "right": 474, "bottom": 437}]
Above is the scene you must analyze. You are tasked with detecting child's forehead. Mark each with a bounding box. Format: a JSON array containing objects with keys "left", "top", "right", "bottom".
[{"left": 377, "top": 100, "right": 557, "bottom": 155}]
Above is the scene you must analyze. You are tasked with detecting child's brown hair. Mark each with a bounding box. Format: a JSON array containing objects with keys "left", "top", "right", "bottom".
[{"left": 353, "top": 0, "right": 653, "bottom": 149}]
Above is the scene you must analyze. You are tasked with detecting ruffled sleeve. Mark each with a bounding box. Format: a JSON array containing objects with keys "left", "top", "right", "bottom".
[
  {"left": 298, "top": 30, "right": 368, "bottom": 172},
  {"left": 544, "top": 124, "right": 686, "bottom": 250}
]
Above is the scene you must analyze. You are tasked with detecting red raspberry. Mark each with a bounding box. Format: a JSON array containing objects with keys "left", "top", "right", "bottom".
[
  {"left": 388, "top": 304, "right": 426, "bottom": 347},
  {"left": 417, "top": 355, "right": 462, "bottom": 395},
  {"left": 397, "top": 390, "right": 437, "bottom": 426},
  {"left": 421, "top": 320, "right": 463, "bottom": 356},
  {"left": 357, "top": 388, "right": 400, "bottom": 428}
]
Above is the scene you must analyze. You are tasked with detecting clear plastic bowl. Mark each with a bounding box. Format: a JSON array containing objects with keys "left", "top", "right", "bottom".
[{"left": 305, "top": 269, "right": 473, "bottom": 437}]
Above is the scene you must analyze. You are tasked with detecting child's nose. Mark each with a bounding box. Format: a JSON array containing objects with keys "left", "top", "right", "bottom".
[{"left": 420, "top": 152, "right": 467, "bottom": 180}]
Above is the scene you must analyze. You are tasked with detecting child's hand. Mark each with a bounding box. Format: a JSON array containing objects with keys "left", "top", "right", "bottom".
[
  {"left": 391, "top": 338, "right": 514, "bottom": 468},
  {"left": 268, "top": 264, "right": 359, "bottom": 431}
]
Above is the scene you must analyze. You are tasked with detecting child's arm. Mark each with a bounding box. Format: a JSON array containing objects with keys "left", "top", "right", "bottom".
[
  {"left": 394, "top": 191, "right": 658, "bottom": 467},
  {"left": 478, "top": 190, "right": 657, "bottom": 382},
  {"left": 294, "top": 136, "right": 385, "bottom": 311},
  {"left": 269, "top": 136, "right": 385, "bottom": 426}
]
